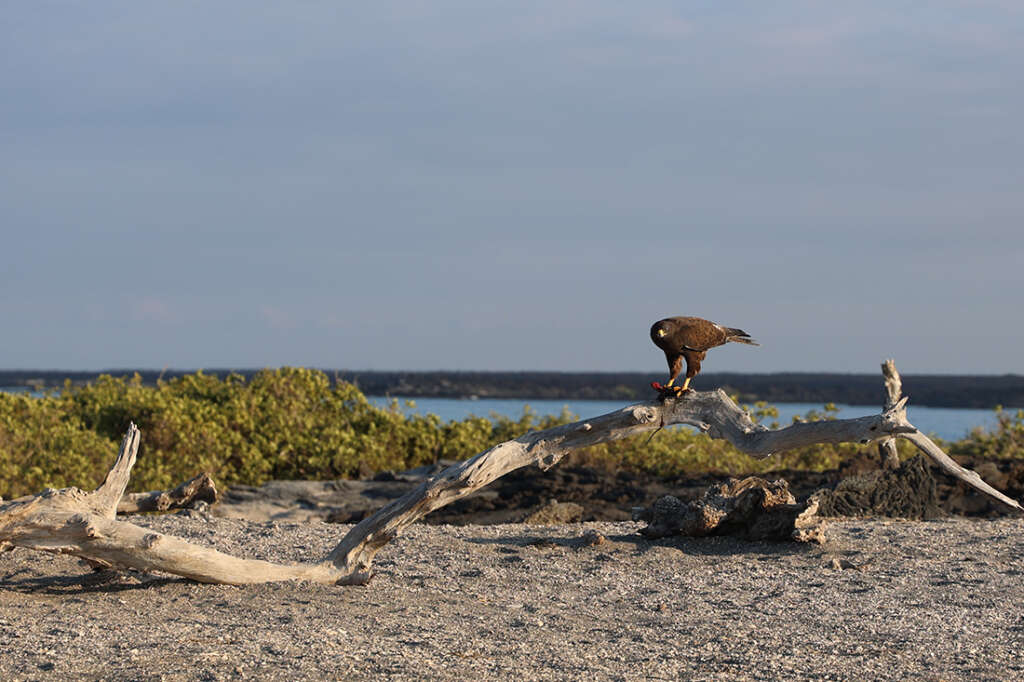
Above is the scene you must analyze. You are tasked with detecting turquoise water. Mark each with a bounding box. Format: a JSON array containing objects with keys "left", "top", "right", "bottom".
[{"left": 369, "top": 396, "right": 1001, "bottom": 442}]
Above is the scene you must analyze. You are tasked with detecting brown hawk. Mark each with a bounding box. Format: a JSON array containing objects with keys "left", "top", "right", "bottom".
[{"left": 650, "top": 316, "right": 759, "bottom": 395}]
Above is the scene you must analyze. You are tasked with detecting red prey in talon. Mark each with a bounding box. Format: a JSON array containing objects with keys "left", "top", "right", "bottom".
[{"left": 651, "top": 381, "right": 687, "bottom": 401}]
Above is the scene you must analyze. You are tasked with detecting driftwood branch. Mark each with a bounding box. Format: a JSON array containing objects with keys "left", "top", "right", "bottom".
[
  {"left": 92, "top": 425, "right": 141, "bottom": 516},
  {"left": 329, "top": 365, "right": 1020, "bottom": 579},
  {"left": 1, "top": 362, "right": 1019, "bottom": 586},
  {"left": 0, "top": 425, "right": 340, "bottom": 583},
  {"left": 117, "top": 473, "right": 219, "bottom": 514},
  {"left": 878, "top": 359, "right": 904, "bottom": 469}
]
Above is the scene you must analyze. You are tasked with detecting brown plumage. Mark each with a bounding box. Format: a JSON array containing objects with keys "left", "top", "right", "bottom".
[{"left": 650, "top": 316, "right": 759, "bottom": 392}]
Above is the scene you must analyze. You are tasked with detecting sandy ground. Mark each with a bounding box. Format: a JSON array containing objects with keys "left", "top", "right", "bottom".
[{"left": 2, "top": 515, "right": 1023, "bottom": 681}]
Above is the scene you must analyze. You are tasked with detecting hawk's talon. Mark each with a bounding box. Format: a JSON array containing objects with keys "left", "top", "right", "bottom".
[{"left": 652, "top": 382, "right": 689, "bottom": 402}]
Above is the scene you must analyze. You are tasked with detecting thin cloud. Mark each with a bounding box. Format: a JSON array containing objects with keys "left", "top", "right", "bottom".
[
  {"left": 259, "top": 305, "right": 296, "bottom": 331},
  {"left": 131, "top": 298, "right": 179, "bottom": 325}
]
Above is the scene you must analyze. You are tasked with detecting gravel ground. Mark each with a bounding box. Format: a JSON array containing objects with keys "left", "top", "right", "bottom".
[{"left": 2, "top": 516, "right": 1023, "bottom": 681}]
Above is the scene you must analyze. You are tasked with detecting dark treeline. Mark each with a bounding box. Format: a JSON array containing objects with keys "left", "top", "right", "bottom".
[{"left": 2, "top": 369, "right": 1023, "bottom": 409}]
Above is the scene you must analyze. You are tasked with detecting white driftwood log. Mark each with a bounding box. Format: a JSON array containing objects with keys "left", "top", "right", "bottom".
[
  {"left": 1, "top": 361, "right": 1020, "bottom": 585},
  {"left": 0, "top": 425, "right": 341, "bottom": 583}
]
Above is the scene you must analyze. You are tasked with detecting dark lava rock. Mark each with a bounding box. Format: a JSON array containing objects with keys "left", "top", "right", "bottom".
[{"left": 816, "top": 455, "right": 943, "bottom": 520}]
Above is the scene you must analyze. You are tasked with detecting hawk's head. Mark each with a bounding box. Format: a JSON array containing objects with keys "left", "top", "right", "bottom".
[{"left": 650, "top": 319, "right": 674, "bottom": 344}]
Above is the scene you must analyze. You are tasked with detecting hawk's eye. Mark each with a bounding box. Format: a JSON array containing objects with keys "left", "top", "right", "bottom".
[{"left": 657, "top": 329, "right": 667, "bottom": 337}]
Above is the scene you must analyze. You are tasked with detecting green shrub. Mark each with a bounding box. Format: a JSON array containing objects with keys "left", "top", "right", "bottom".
[{"left": 0, "top": 392, "right": 115, "bottom": 495}]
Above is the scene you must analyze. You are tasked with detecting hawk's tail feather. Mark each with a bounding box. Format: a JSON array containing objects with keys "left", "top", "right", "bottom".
[{"left": 724, "top": 327, "right": 760, "bottom": 346}]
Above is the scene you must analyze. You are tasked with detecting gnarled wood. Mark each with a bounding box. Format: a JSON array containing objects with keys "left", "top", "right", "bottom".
[
  {"left": 1, "top": 362, "right": 1020, "bottom": 586},
  {"left": 878, "top": 359, "right": 904, "bottom": 469},
  {"left": 92, "top": 424, "right": 141, "bottom": 517},
  {"left": 117, "top": 472, "right": 219, "bottom": 514},
  {"left": 0, "top": 425, "right": 345, "bottom": 584},
  {"left": 635, "top": 477, "right": 828, "bottom": 544}
]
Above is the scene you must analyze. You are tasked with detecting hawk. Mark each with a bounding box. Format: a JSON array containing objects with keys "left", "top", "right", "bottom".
[{"left": 650, "top": 316, "right": 759, "bottom": 395}]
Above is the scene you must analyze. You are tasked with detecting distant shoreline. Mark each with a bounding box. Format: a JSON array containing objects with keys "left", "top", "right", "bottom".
[{"left": 2, "top": 369, "right": 1022, "bottom": 409}]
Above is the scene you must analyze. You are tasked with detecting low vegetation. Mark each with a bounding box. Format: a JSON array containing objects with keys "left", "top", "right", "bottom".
[{"left": 2, "top": 368, "right": 1020, "bottom": 500}]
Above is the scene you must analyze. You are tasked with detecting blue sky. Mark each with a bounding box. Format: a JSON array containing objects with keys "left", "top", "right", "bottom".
[{"left": 3, "top": 2, "right": 1022, "bottom": 373}]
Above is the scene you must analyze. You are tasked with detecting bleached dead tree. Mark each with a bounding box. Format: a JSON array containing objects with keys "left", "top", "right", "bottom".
[{"left": 1, "top": 361, "right": 1020, "bottom": 586}]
